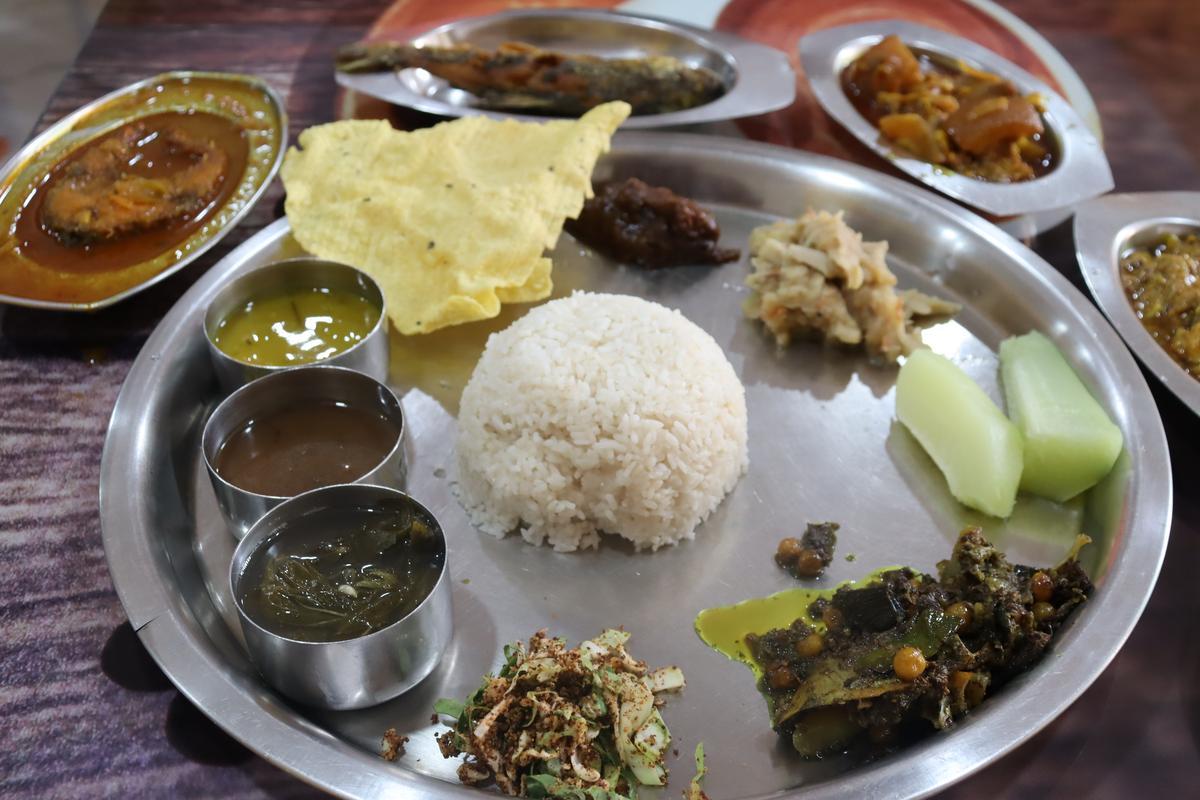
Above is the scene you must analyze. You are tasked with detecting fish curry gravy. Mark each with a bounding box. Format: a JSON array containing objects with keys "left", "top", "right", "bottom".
[
  {"left": 16, "top": 111, "right": 247, "bottom": 272},
  {"left": 0, "top": 75, "right": 282, "bottom": 306}
]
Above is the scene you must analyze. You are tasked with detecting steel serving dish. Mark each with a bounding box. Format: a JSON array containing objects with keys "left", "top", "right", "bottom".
[
  {"left": 799, "top": 20, "right": 1112, "bottom": 218},
  {"left": 335, "top": 8, "right": 795, "bottom": 129},
  {"left": 231, "top": 483, "right": 452, "bottom": 710},
  {"left": 1075, "top": 191, "right": 1200, "bottom": 416},
  {"left": 100, "top": 134, "right": 1169, "bottom": 799},
  {"left": 0, "top": 71, "right": 286, "bottom": 311}
]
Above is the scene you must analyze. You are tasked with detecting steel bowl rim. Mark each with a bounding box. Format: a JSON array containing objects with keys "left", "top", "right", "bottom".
[
  {"left": 200, "top": 363, "right": 408, "bottom": 504},
  {"left": 229, "top": 482, "right": 449, "bottom": 648},
  {"left": 99, "top": 135, "right": 1171, "bottom": 800},
  {"left": 798, "top": 19, "right": 1113, "bottom": 216},
  {"left": 202, "top": 256, "right": 389, "bottom": 379},
  {"left": 0, "top": 70, "right": 288, "bottom": 312}
]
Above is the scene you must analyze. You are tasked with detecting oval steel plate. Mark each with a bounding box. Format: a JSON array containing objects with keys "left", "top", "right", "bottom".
[
  {"left": 0, "top": 71, "right": 287, "bottom": 312},
  {"left": 335, "top": 9, "right": 795, "bottom": 129},
  {"left": 799, "top": 20, "right": 1112, "bottom": 218},
  {"left": 1075, "top": 191, "right": 1200, "bottom": 416},
  {"left": 100, "top": 133, "right": 1169, "bottom": 800}
]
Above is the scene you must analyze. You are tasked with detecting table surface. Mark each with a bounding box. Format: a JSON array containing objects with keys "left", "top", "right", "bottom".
[{"left": 3, "top": 1, "right": 1199, "bottom": 797}]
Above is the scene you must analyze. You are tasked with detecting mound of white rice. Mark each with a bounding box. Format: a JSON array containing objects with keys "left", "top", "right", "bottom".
[{"left": 455, "top": 292, "right": 748, "bottom": 552}]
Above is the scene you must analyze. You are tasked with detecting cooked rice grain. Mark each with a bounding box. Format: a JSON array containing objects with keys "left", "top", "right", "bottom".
[{"left": 455, "top": 292, "right": 748, "bottom": 552}]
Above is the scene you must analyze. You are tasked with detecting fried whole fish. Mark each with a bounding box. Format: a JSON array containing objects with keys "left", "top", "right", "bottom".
[
  {"left": 41, "top": 122, "right": 228, "bottom": 245},
  {"left": 336, "top": 40, "right": 726, "bottom": 116}
]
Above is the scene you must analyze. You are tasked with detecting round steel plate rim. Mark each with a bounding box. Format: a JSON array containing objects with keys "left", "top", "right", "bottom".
[
  {"left": 0, "top": 70, "right": 288, "bottom": 312},
  {"left": 1075, "top": 191, "right": 1200, "bottom": 417},
  {"left": 100, "top": 134, "right": 1170, "bottom": 800},
  {"left": 335, "top": 8, "right": 795, "bottom": 129},
  {"left": 799, "top": 20, "right": 1113, "bottom": 217}
]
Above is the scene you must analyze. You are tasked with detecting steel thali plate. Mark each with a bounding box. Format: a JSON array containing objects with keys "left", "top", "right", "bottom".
[
  {"left": 335, "top": 9, "right": 795, "bottom": 129},
  {"left": 100, "top": 133, "right": 1170, "bottom": 799}
]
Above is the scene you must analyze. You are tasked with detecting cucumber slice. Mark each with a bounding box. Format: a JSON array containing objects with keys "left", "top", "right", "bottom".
[
  {"left": 999, "top": 331, "right": 1123, "bottom": 501},
  {"left": 896, "top": 349, "right": 1023, "bottom": 518}
]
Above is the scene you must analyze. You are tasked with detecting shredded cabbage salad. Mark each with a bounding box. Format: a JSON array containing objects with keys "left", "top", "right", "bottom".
[{"left": 434, "top": 629, "right": 685, "bottom": 798}]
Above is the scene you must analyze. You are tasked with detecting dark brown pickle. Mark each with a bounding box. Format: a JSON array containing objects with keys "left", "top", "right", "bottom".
[{"left": 565, "top": 177, "right": 740, "bottom": 268}]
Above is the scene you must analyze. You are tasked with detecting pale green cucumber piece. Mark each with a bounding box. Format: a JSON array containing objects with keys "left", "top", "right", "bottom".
[
  {"left": 896, "top": 349, "right": 1023, "bottom": 518},
  {"left": 999, "top": 331, "right": 1123, "bottom": 501}
]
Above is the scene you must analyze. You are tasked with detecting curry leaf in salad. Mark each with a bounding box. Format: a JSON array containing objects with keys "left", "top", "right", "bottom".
[
  {"left": 434, "top": 629, "right": 684, "bottom": 797},
  {"left": 682, "top": 743, "right": 709, "bottom": 800}
]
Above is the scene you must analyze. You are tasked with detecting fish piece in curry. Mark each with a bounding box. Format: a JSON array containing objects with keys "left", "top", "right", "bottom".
[{"left": 41, "top": 121, "right": 229, "bottom": 245}]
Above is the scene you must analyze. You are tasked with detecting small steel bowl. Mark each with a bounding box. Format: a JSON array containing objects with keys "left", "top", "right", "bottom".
[
  {"left": 201, "top": 365, "right": 407, "bottom": 538},
  {"left": 204, "top": 257, "right": 388, "bottom": 394},
  {"left": 229, "top": 483, "right": 452, "bottom": 709}
]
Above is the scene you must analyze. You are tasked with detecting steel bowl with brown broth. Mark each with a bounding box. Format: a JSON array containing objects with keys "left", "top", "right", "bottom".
[
  {"left": 0, "top": 71, "right": 285, "bottom": 310},
  {"left": 201, "top": 365, "right": 408, "bottom": 537}
]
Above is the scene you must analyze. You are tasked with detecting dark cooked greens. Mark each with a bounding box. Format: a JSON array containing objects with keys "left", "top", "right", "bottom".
[
  {"left": 241, "top": 509, "right": 441, "bottom": 642},
  {"left": 745, "top": 527, "right": 1091, "bottom": 757}
]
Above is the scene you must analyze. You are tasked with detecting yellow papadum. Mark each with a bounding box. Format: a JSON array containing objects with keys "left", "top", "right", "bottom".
[{"left": 280, "top": 102, "right": 630, "bottom": 334}]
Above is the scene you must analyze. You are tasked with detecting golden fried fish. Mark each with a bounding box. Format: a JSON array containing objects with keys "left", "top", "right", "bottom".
[{"left": 336, "top": 40, "right": 725, "bottom": 116}]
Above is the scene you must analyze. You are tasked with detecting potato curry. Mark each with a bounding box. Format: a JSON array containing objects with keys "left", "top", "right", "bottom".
[{"left": 841, "top": 35, "right": 1054, "bottom": 183}]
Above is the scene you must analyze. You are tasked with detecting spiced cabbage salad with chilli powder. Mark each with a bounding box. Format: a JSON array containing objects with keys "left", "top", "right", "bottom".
[{"left": 433, "top": 629, "right": 685, "bottom": 796}]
